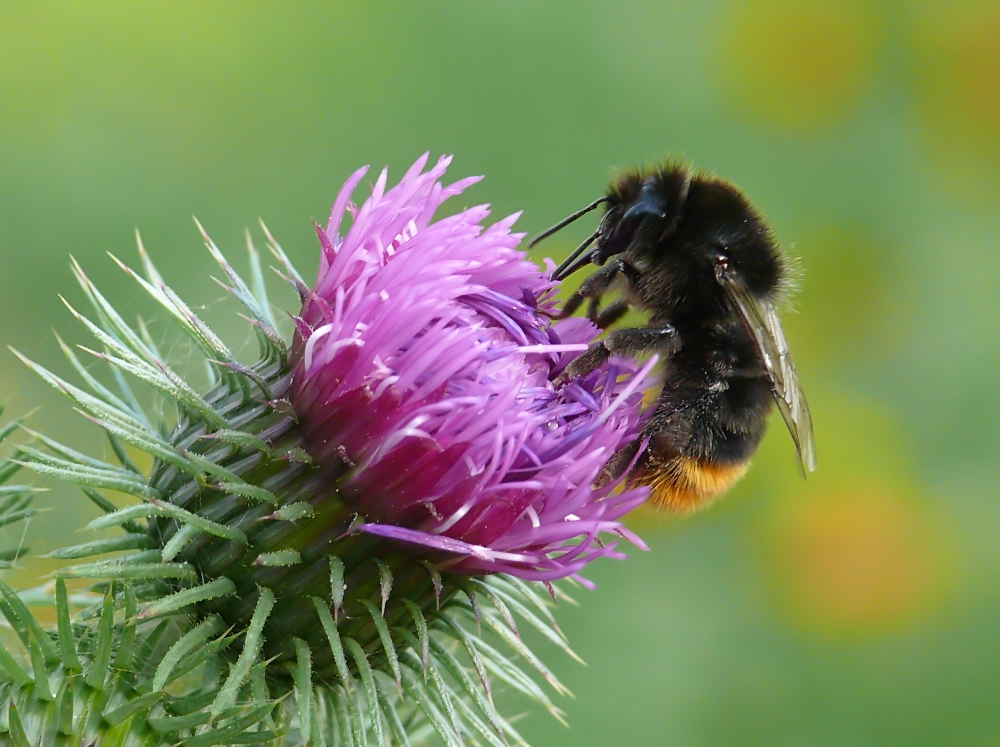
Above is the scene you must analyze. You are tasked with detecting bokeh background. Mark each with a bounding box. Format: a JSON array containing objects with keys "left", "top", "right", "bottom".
[{"left": 2, "top": 1, "right": 999, "bottom": 744}]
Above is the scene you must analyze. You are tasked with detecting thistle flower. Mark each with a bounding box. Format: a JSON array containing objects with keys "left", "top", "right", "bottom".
[
  {"left": 292, "top": 153, "right": 650, "bottom": 580},
  {"left": 1, "top": 155, "right": 653, "bottom": 746}
]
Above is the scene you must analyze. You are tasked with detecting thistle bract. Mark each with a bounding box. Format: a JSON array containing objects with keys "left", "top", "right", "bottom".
[{"left": 1, "top": 155, "right": 652, "bottom": 746}]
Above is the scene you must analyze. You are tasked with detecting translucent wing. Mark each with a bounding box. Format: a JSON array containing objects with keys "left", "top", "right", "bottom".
[{"left": 716, "top": 266, "right": 816, "bottom": 473}]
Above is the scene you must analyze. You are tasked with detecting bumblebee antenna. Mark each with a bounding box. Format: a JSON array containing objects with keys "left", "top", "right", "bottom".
[
  {"left": 552, "top": 229, "right": 600, "bottom": 281},
  {"left": 528, "top": 197, "right": 609, "bottom": 249}
]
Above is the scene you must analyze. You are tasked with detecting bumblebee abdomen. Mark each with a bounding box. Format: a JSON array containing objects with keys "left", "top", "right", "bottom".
[{"left": 641, "top": 455, "right": 749, "bottom": 513}]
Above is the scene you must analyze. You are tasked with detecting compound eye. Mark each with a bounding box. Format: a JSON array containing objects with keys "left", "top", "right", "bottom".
[
  {"left": 620, "top": 184, "right": 668, "bottom": 227},
  {"left": 595, "top": 185, "right": 668, "bottom": 264}
]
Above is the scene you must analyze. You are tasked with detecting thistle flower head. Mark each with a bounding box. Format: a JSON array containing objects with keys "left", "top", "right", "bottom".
[
  {"left": 2, "top": 155, "right": 654, "bottom": 746},
  {"left": 292, "top": 153, "right": 650, "bottom": 580}
]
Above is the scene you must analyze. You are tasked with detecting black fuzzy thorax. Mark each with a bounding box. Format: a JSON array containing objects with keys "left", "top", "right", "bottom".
[{"left": 604, "top": 164, "right": 786, "bottom": 465}]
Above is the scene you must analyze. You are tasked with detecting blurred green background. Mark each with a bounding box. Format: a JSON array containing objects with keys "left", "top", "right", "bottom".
[{"left": 3, "top": 1, "right": 1000, "bottom": 744}]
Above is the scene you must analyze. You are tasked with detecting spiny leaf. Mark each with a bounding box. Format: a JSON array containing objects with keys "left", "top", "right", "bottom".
[
  {"left": 151, "top": 700, "right": 261, "bottom": 732},
  {"left": 483, "top": 580, "right": 574, "bottom": 653},
  {"left": 403, "top": 650, "right": 460, "bottom": 742},
  {"left": 10, "top": 348, "right": 150, "bottom": 435},
  {"left": 466, "top": 634, "right": 565, "bottom": 724},
  {"left": 0, "top": 642, "right": 31, "bottom": 687},
  {"left": 22, "top": 458, "right": 162, "bottom": 501},
  {"left": 169, "top": 631, "right": 237, "bottom": 684},
  {"left": 466, "top": 579, "right": 518, "bottom": 638},
  {"left": 86, "top": 587, "right": 115, "bottom": 689},
  {"left": 426, "top": 637, "right": 507, "bottom": 741},
  {"left": 375, "top": 677, "right": 412, "bottom": 747},
  {"left": 70, "top": 256, "right": 163, "bottom": 365},
  {"left": 351, "top": 687, "right": 371, "bottom": 747},
  {"left": 491, "top": 576, "right": 560, "bottom": 630},
  {"left": 254, "top": 549, "right": 302, "bottom": 566},
  {"left": 80, "top": 342, "right": 230, "bottom": 429},
  {"left": 86, "top": 412, "right": 202, "bottom": 478},
  {"left": 81, "top": 488, "right": 144, "bottom": 533},
  {"left": 311, "top": 596, "right": 352, "bottom": 693},
  {"left": 57, "top": 685, "right": 74, "bottom": 736},
  {"left": 247, "top": 230, "right": 281, "bottom": 337},
  {"left": 138, "top": 577, "right": 236, "bottom": 620},
  {"left": 0, "top": 485, "right": 46, "bottom": 496},
  {"left": 361, "top": 599, "right": 401, "bottom": 691},
  {"left": 250, "top": 661, "right": 276, "bottom": 732},
  {"left": 261, "top": 218, "right": 307, "bottom": 289},
  {"left": 0, "top": 415, "right": 28, "bottom": 448},
  {"left": 396, "top": 633, "right": 463, "bottom": 733},
  {"left": 203, "top": 226, "right": 284, "bottom": 355},
  {"left": 270, "top": 501, "right": 315, "bottom": 522},
  {"left": 114, "top": 245, "right": 234, "bottom": 365},
  {"left": 179, "top": 700, "right": 279, "bottom": 746},
  {"left": 106, "top": 429, "right": 141, "bottom": 473},
  {"left": 87, "top": 500, "right": 247, "bottom": 543},
  {"left": 343, "top": 637, "right": 386, "bottom": 747},
  {"left": 292, "top": 637, "right": 314, "bottom": 745},
  {"left": 400, "top": 666, "right": 462, "bottom": 747},
  {"left": 54, "top": 577, "right": 81, "bottom": 672},
  {"left": 401, "top": 598, "right": 430, "bottom": 672},
  {"left": 212, "top": 586, "right": 274, "bottom": 717},
  {"left": 0, "top": 508, "right": 35, "bottom": 530},
  {"left": 46, "top": 534, "right": 151, "bottom": 560},
  {"left": 0, "top": 576, "right": 59, "bottom": 664},
  {"left": 435, "top": 613, "right": 492, "bottom": 703},
  {"left": 419, "top": 560, "right": 443, "bottom": 609},
  {"left": 7, "top": 698, "right": 31, "bottom": 747},
  {"left": 152, "top": 616, "right": 226, "bottom": 691},
  {"left": 27, "top": 638, "right": 51, "bottom": 701},
  {"left": 330, "top": 555, "right": 346, "bottom": 620},
  {"left": 334, "top": 685, "right": 358, "bottom": 747},
  {"left": 19, "top": 443, "right": 140, "bottom": 482},
  {"left": 56, "top": 326, "right": 138, "bottom": 420},
  {"left": 375, "top": 558, "right": 393, "bottom": 616},
  {"left": 452, "top": 692, "right": 518, "bottom": 747},
  {"left": 113, "top": 582, "right": 138, "bottom": 670},
  {"left": 209, "top": 429, "right": 271, "bottom": 454},
  {"left": 161, "top": 523, "right": 201, "bottom": 562},
  {"left": 478, "top": 609, "right": 573, "bottom": 696},
  {"left": 214, "top": 480, "right": 279, "bottom": 506},
  {"left": 103, "top": 690, "right": 163, "bottom": 727},
  {"left": 0, "top": 451, "right": 23, "bottom": 484},
  {"left": 57, "top": 560, "right": 196, "bottom": 581}
]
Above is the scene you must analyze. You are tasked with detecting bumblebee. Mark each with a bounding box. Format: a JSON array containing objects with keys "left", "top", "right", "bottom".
[{"left": 531, "top": 162, "right": 816, "bottom": 511}]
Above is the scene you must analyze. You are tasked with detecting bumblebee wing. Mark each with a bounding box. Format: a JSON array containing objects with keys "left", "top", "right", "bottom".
[{"left": 717, "top": 267, "right": 817, "bottom": 473}]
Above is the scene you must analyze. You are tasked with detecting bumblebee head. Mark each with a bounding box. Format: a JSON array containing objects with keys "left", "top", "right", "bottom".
[{"left": 542, "top": 167, "right": 693, "bottom": 281}]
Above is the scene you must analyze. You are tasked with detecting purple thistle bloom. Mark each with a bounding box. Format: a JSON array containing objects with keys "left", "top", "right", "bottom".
[{"left": 290, "top": 153, "right": 654, "bottom": 582}]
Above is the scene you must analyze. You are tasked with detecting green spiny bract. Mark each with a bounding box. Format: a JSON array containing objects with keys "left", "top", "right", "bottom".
[
  {"left": 1, "top": 231, "right": 576, "bottom": 746},
  {"left": 1, "top": 156, "right": 654, "bottom": 746}
]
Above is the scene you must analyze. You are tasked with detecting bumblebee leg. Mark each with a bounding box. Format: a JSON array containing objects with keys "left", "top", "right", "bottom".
[
  {"left": 564, "top": 326, "right": 679, "bottom": 379},
  {"left": 557, "top": 258, "right": 632, "bottom": 319},
  {"left": 599, "top": 438, "right": 644, "bottom": 485},
  {"left": 593, "top": 300, "right": 629, "bottom": 329},
  {"left": 561, "top": 290, "right": 586, "bottom": 319}
]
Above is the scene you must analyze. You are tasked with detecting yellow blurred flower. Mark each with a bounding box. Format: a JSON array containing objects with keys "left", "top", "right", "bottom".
[
  {"left": 714, "top": 0, "right": 878, "bottom": 132},
  {"left": 769, "top": 482, "right": 947, "bottom": 632},
  {"left": 910, "top": 2, "right": 1000, "bottom": 191}
]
